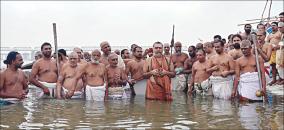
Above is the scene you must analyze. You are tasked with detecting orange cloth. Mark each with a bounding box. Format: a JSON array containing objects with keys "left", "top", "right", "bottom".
[{"left": 146, "top": 56, "right": 172, "bottom": 101}]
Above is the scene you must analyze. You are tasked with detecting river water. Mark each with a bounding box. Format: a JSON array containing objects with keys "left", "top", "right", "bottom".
[{"left": 0, "top": 89, "right": 283, "bottom": 129}]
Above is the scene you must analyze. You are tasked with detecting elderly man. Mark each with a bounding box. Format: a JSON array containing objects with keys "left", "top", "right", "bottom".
[
  {"left": 56, "top": 52, "right": 85, "bottom": 99},
  {"left": 0, "top": 51, "right": 28, "bottom": 104},
  {"left": 163, "top": 43, "right": 171, "bottom": 58},
  {"left": 171, "top": 41, "right": 189, "bottom": 91},
  {"left": 83, "top": 50, "right": 107, "bottom": 101},
  {"left": 99, "top": 41, "right": 125, "bottom": 70},
  {"left": 232, "top": 40, "right": 266, "bottom": 102},
  {"left": 30, "top": 42, "right": 58, "bottom": 98},
  {"left": 143, "top": 42, "right": 175, "bottom": 101},
  {"left": 105, "top": 53, "right": 128, "bottom": 99},
  {"left": 207, "top": 40, "right": 235, "bottom": 100},
  {"left": 203, "top": 42, "right": 216, "bottom": 60}
]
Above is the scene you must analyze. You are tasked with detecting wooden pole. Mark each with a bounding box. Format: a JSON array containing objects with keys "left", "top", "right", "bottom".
[
  {"left": 53, "top": 23, "right": 60, "bottom": 76},
  {"left": 170, "top": 25, "right": 175, "bottom": 56},
  {"left": 251, "top": 34, "right": 264, "bottom": 102}
]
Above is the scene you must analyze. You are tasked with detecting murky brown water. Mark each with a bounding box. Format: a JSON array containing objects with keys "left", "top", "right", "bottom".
[{"left": 0, "top": 89, "right": 283, "bottom": 129}]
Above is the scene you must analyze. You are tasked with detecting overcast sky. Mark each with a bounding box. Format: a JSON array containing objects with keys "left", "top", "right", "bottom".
[{"left": 1, "top": 1, "right": 283, "bottom": 48}]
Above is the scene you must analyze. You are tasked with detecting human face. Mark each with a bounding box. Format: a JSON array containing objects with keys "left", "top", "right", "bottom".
[
  {"left": 279, "top": 15, "right": 284, "bottom": 22},
  {"left": 153, "top": 43, "right": 163, "bottom": 56},
  {"left": 257, "top": 25, "right": 265, "bottom": 32},
  {"left": 101, "top": 44, "right": 111, "bottom": 55},
  {"left": 232, "top": 37, "right": 241, "bottom": 44},
  {"left": 272, "top": 24, "right": 278, "bottom": 31},
  {"left": 41, "top": 45, "right": 52, "bottom": 58},
  {"left": 164, "top": 45, "right": 170, "bottom": 53},
  {"left": 214, "top": 42, "right": 224, "bottom": 54},
  {"left": 188, "top": 47, "right": 196, "bottom": 58},
  {"left": 91, "top": 51, "right": 101, "bottom": 61},
  {"left": 244, "top": 25, "right": 252, "bottom": 33},
  {"left": 108, "top": 55, "right": 118, "bottom": 67},
  {"left": 134, "top": 48, "right": 143, "bottom": 58},
  {"left": 203, "top": 43, "right": 212, "bottom": 53},
  {"left": 74, "top": 48, "right": 83, "bottom": 59},
  {"left": 174, "top": 43, "right": 182, "bottom": 53},
  {"left": 196, "top": 51, "right": 205, "bottom": 62},
  {"left": 241, "top": 46, "right": 251, "bottom": 57},
  {"left": 279, "top": 26, "right": 284, "bottom": 33},
  {"left": 257, "top": 31, "right": 266, "bottom": 44},
  {"left": 14, "top": 54, "right": 24, "bottom": 68},
  {"left": 68, "top": 53, "right": 78, "bottom": 67},
  {"left": 122, "top": 50, "right": 130, "bottom": 59}
]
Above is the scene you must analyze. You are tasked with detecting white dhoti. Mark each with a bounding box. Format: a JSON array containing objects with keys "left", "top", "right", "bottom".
[
  {"left": 133, "top": 79, "right": 147, "bottom": 96},
  {"left": 193, "top": 79, "right": 212, "bottom": 95},
  {"left": 85, "top": 85, "right": 105, "bottom": 101},
  {"left": 108, "top": 87, "right": 127, "bottom": 100},
  {"left": 0, "top": 98, "right": 20, "bottom": 104},
  {"left": 38, "top": 81, "right": 56, "bottom": 98},
  {"left": 210, "top": 76, "right": 233, "bottom": 100},
  {"left": 171, "top": 74, "right": 187, "bottom": 91},
  {"left": 239, "top": 72, "right": 263, "bottom": 101},
  {"left": 276, "top": 66, "right": 284, "bottom": 79},
  {"left": 62, "top": 87, "right": 83, "bottom": 99}
]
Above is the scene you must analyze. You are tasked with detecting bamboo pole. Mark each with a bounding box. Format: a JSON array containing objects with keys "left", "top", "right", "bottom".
[
  {"left": 251, "top": 34, "right": 264, "bottom": 102},
  {"left": 53, "top": 23, "right": 60, "bottom": 76}
]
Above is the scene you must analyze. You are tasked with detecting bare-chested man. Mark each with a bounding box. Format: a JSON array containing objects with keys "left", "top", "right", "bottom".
[
  {"left": 126, "top": 46, "right": 146, "bottom": 96},
  {"left": 0, "top": 51, "right": 28, "bottom": 103},
  {"left": 228, "top": 34, "right": 243, "bottom": 60},
  {"left": 56, "top": 52, "right": 85, "bottom": 99},
  {"left": 30, "top": 42, "right": 58, "bottom": 98},
  {"left": 207, "top": 40, "right": 235, "bottom": 100},
  {"left": 74, "top": 47, "right": 88, "bottom": 67},
  {"left": 184, "top": 46, "right": 198, "bottom": 92},
  {"left": 163, "top": 43, "right": 171, "bottom": 58},
  {"left": 99, "top": 41, "right": 125, "bottom": 70},
  {"left": 83, "top": 50, "right": 106, "bottom": 101},
  {"left": 83, "top": 51, "right": 91, "bottom": 62},
  {"left": 203, "top": 42, "right": 216, "bottom": 60},
  {"left": 266, "top": 22, "right": 282, "bottom": 85},
  {"left": 105, "top": 53, "right": 128, "bottom": 99},
  {"left": 241, "top": 24, "right": 253, "bottom": 41},
  {"left": 171, "top": 42, "right": 189, "bottom": 91},
  {"left": 121, "top": 49, "right": 132, "bottom": 65},
  {"left": 231, "top": 40, "right": 266, "bottom": 102},
  {"left": 188, "top": 49, "right": 212, "bottom": 96}
]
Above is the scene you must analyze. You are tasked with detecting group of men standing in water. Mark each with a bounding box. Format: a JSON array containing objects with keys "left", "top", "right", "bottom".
[{"left": 1, "top": 12, "right": 283, "bottom": 103}]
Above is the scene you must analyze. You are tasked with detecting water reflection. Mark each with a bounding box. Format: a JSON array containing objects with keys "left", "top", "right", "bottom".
[{"left": 0, "top": 91, "right": 283, "bottom": 129}]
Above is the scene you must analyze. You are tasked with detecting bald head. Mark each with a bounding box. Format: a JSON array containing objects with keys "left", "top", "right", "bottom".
[
  {"left": 108, "top": 53, "right": 118, "bottom": 67},
  {"left": 100, "top": 41, "right": 111, "bottom": 55},
  {"left": 69, "top": 52, "right": 79, "bottom": 58},
  {"left": 174, "top": 41, "right": 182, "bottom": 53},
  {"left": 100, "top": 41, "right": 110, "bottom": 48}
]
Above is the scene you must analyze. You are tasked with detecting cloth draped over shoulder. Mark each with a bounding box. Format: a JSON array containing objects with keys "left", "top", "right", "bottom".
[{"left": 145, "top": 56, "right": 172, "bottom": 101}]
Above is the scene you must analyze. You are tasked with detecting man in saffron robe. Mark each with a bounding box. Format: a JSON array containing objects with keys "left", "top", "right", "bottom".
[{"left": 143, "top": 42, "right": 175, "bottom": 101}]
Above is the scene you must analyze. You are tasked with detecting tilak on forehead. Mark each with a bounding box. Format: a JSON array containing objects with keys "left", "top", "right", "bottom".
[{"left": 100, "top": 41, "right": 110, "bottom": 48}]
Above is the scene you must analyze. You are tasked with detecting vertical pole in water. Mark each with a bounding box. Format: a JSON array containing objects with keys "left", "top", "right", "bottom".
[
  {"left": 252, "top": 34, "right": 264, "bottom": 102},
  {"left": 53, "top": 23, "right": 60, "bottom": 76}
]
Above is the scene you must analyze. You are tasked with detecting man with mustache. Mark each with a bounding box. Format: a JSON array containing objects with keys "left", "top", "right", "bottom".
[
  {"left": 56, "top": 52, "right": 85, "bottom": 99},
  {"left": 228, "top": 34, "right": 243, "bottom": 60},
  {"left": 163, "top": 43, "right": 171, "bottom": 58},
  {"left": 143, "top": 41, "right": 175, "bottom": 101},
  {"left": 30, "top": 42, "right": 58, "bottom": 98},
  {"left": 171, "top": 41, "right": 189, "bottom": 91},
  {"left": 125, "top": 46, "right": 146, "bottom": 96},
  {"left": 241, "top": 24, "right": 253, "bottom": 42},
  {"left": 83, "top": 49, "right": 107, "bottom": 101},
  {"left": 184, "top": 46, "right": 198, "bottom": 92},
  {"left": 207, "top": 40, "right": 235, "bottom": 100},
  {"left": 231, "top": 40, "right": 266, "bottom": 102},
  {"left": 0, "top": 51, "right": 28, "bottom": 104}
]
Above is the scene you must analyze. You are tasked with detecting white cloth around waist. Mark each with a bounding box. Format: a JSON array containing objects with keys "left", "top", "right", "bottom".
[
  {"left": 239, "top": 72, "right": 262, "bottom": 101},
  {"left": 85, "top": 84, "right": 106, "bottom": 101}
]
